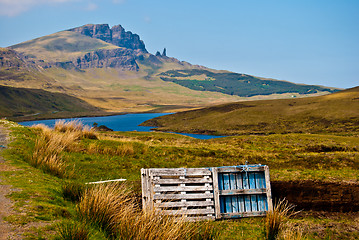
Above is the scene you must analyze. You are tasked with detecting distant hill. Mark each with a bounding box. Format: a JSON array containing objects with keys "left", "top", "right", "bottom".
[
  {"left": 160, "top": 69, "right": 336, "bottom": 97},
  {"left": 142, "top": 86, "right": 359, "bottom": 135},
  {"left": 0, "top": 23, "right": 340, "bottom": 117},
  {"left": 0, "top": 85, "right": 102, "bottom": 121}
]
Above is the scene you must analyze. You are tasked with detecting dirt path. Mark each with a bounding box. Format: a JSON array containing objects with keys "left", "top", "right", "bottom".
[{"left": 0, "top": 126, "right": 21, "bottom": 240}]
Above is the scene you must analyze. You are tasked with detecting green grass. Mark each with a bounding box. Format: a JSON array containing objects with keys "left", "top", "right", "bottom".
[
  {"left": 1, "top": 120, "right": 359, "bottom": 239},
  {"left": 160, "top": 69, "right": 337, "bottom": 97},
  {"left": 142, "top": 86, "right": 359, "bottom": 136},
  {"left": 0, "top": 85, "right": 101, "bottom": 120}
]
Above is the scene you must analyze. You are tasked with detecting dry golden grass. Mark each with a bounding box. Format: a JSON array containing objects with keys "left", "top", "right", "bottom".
[
  {"left": 279, "top": 225, "right": 304, "bottom": 240},
  {"left": 77, "top": 182, "right": 136, "bottom": 238},
  {"left": 77, "top": 182, "right": 217, "bottom": 240},
  {"left": 265, "top": 199, "right": 298, "bottom": 240},
  {"left": 54, "top": 120, "right": 98, "bottom": 139},
  {"left": 31, "top": 126, "right": 79, "bottom": 177},
  {"left": 54, "top": 119, "right": 82, "bottom": 133},
  {"left": 30, "top": 120, "right": 97, "bottom": 177}
]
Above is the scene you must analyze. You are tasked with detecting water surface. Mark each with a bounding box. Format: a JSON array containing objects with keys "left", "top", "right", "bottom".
[{"left": 20, "top": 113, "right": 225, "bottom": 140}]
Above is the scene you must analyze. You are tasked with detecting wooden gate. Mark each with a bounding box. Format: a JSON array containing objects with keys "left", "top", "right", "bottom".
[{"left": 141, "top": 165, "right": 272, "bottom": 221}]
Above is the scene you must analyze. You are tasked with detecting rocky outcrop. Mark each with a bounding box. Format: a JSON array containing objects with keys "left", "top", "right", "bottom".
[
  {"left": 68, "top": 24, "right": 147, "bottom": 53},
  {"left": 0, "top": 48, "right": 29, "bottom": 69},
  {"left": 74, "top": 48, "right": 139, "bottom": 71}
]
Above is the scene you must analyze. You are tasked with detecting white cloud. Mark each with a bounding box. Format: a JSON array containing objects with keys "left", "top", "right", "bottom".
[
  {"left": 85, "top": 2, "right": 98, "bottom": 11},
  {"left": 0, "top": 0, "right": 76, "bottom": 17}
]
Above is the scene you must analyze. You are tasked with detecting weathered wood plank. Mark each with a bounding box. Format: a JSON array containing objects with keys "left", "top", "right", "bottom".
[
  {"left": 239, "top": 195, "right": 245, "bottom": 212},
  {"left": 154, "top": 185, "right": 213, "bottom": 192},
  {"left": 211, "top": 167, "right": 221, "bottom": 219},
  {"left": 219, "top": 189, "right": 266, "bottom": 196},
  {"left": 221, "top": 211, "right": 267, "bottom": 219},
  {"left": 222, "top": 173, "right": 230, "bottom": 190},
  {"left": 243, "top": 173, "right": 249, "bottom": 189},
  {"left": 216, "top": 166, "right": 265, "bottom": 173},
  {"left": 258, "top": 194, "right": 267, "bottom": 211},
  {"left": 235, "top": 172, "right": 243, "bottom": 190},
  {"left": 152, "top": 178, "right": 213, "bottom": 184},
  {"left": 153, "top": 193, "right": 214, "bottom": 200},
  {"left": 185, "top": 216, "right": 216, "bottom": 222},
  {"left": 229, "top": 173, "right": 236, "bottom": 190},
  {"left": 264, "top": 165, "right": 273, "bottom": 211},
  {"left": 244, "top": 195, "right": 251, "bottom": 212},
  {"left": 155, "top": 201, "right": 214, "bottom": 208},
  {"left": 149, "top": 168, "right": 212, "bottom": 176},
  {"left": 249, "top": 172, "right": 256, "bottom": 189},
  {"left": 141, "top": 169, "right": 148, "bottom": 209},
  {"left": 232, "top": 196, "right": 239, "bottom": 213},
  {"left": 161, "top": 208, "right": 215, "bottom": 215},
  {"left": 251, "top": 195, "right": 258, "bottom": 211}
]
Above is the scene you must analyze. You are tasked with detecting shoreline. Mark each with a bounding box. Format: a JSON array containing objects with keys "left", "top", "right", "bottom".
[{"left": 7, "top": 110, "right": 167, "bottom": 123}]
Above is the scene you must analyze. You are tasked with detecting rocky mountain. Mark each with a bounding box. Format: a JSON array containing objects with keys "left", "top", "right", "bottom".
[
  {"left": 69, "top": 24, "right": 147, "bottom": 52},
  {"left": 0, "top": 23, "right": 341, "bottom": 119}
]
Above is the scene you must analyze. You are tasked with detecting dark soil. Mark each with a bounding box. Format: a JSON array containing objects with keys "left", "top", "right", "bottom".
[{"left": 271, "top": 180, "right": 359, "bottom": 212}]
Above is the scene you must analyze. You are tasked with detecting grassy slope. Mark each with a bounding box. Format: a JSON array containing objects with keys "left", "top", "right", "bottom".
[
  {"left": 11, "top": 31, "right": 119, "bottom": 62},
  {"left": 1, "top": 120, "right": 358, "bottom": 239},
  {"left": 0, "top": 85, "right": 102, "bottom": 120},
  {"left": 159, "top": 69, "right": 337, "bottom": 97},
  {"left": 143, "top": 86, "right": 359, "bottom": 135}
]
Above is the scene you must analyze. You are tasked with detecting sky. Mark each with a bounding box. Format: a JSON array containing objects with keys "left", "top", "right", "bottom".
[{"left": 0, "top": 0, "right": 358, "bottom": 89}]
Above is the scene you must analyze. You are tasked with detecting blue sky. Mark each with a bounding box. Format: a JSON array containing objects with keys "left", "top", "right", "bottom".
[{"left": 0, "top": 0, "right": 358, "bottom": 89}]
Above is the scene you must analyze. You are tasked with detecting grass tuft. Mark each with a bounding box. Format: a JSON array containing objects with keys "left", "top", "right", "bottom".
[
  {"left": 31, "top": 129, "right": 79, "bottom": 177},
  {"left": 265, "top": 199, "right": 297, "bottom": 240},
  {"left": 77, "top": 182, "right": 217, "bottom": 239},
  {"left": 77, "top": 182, "right": 133, "bottom": 238},
  {"left": 61, "top": 181, "right": 86, "bottom": 202},
  {"left": 55, "top": 221, "right": 90, "bottom": 240},
  {"left": 54, "top": 120, "right": 98, "bottom": 139}
]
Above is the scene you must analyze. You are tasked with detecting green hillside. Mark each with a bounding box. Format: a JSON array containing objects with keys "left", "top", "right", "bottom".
[
  {"left": 0, "top": 85, "right": 101, "bottom": 120},
  {"left": 160, "top": 69, "right": 337, "bottom": 97},
  {"left": 142, "top": 86, "right": 359, "bottom": 135}
]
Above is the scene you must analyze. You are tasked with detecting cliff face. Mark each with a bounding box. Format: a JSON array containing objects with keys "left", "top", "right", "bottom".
[
  {"left": 68, "top": 24, "right": 147, "bottom": 53},
  {"left": 0, "top": 48, "right": 29, "bottom": 69},
  {"left": 74, "top": 48, "right": 139, "bottom": 70}
]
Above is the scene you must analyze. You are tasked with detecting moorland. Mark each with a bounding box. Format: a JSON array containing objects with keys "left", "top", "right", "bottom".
[{"left": 0, "top": 23, "right": 358, "bottom": 239}]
